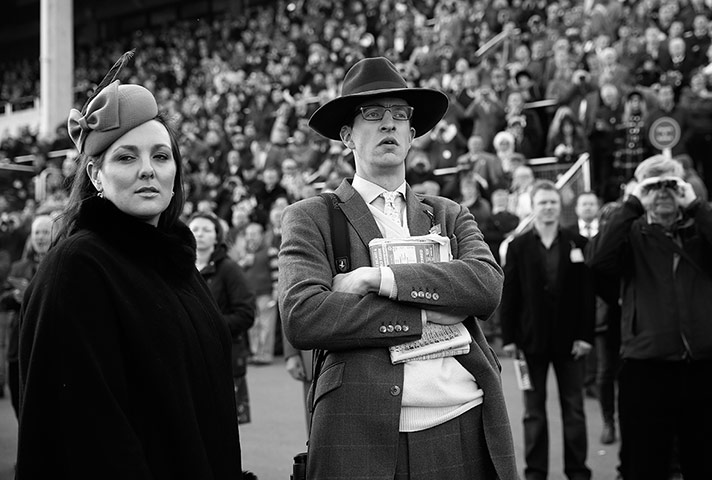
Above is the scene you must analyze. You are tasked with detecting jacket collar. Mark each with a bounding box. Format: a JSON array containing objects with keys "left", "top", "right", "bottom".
[
  {"left": 200, "top": 244, "right": 229, "bottom": 277},
  {"left": 334, "top": 178, "right": 435, "bottom": 249},
  {"left": 76, "top": 196, "right": 197, "bottom": 283}
]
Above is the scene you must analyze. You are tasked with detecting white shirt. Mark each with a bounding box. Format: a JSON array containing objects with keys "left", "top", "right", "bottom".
[
  {"left": 351, "top": 174, "right": 484, "bottom": 432},
  {"left": 578, "top": 218, "right": 599, "bottom": 238}
]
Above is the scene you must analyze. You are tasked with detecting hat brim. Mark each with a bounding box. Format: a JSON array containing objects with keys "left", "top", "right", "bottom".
[{"left": 308, "top": 88, "right": 449, "bottom": 141}]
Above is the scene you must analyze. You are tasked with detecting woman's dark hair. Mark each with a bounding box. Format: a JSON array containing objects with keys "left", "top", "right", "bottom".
[
  {"left": 53, "top": 115, "right": 185, "bottom": 242},
  {"left": 187, "top": 211, "right": 225, "bottom": 245}
]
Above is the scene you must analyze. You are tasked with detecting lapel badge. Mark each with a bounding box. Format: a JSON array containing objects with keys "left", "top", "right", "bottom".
[{"left": 336, "top": 257, "right": 350, "bottom": 273}]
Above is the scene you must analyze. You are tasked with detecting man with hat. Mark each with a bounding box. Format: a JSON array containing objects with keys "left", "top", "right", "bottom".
[{"left": 279, "top": 57, "right": 517, "bottom": 479}]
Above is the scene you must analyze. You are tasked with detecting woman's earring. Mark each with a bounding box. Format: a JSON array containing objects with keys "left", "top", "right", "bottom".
[{"left": 97, "top": 190, "right": 104, "bottom": 198}]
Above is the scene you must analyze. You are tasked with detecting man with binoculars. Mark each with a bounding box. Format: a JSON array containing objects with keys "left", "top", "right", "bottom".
[{"left": 587, "top": 155, "right": 712, "bottom": 480}]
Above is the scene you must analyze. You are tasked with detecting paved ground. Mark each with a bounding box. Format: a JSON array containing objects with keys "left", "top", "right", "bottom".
[{"left": 0, "top": 350, "right": 620, "bottom": 480}]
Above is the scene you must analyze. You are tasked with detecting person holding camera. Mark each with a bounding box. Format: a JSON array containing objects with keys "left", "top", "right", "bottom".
[{"left": 587, "top": 155, "right": 712, "bottom": 480}]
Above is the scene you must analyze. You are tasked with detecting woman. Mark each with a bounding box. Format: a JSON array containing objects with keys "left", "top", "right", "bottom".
[
  {"left": 189, "top": 212, "right": 255, "bottom": 425},
  {"left": 16, "top": 53, "right": 245, "bottom": 479}
]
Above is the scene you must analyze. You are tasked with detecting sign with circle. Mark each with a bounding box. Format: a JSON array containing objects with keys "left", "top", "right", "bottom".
[{"left": 649, "top": 116, "right": 681, "bottom": 151}]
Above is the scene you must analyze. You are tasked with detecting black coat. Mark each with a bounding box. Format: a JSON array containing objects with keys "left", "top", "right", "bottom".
[
  {"left": 199, "top": 244, "right": 255, "bottom": 377},
  {"left": 17, "top": 197, "right": 243, "bottom": 480},
  {"left": 501, "top": 227, "right": 596, "bottom": 355}
]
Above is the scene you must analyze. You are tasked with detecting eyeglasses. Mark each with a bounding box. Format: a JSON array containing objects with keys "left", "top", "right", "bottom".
[{"left": 355, "top": 105, "right": 414, "bottom": 121}]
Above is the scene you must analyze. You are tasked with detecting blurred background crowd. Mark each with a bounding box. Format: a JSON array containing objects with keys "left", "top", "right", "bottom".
[
  {"left": 2, "top": 0, "right": 712, "bottom": 375},
  {"left": 2, "top": 1, "right": 712, "bottom": 477}
]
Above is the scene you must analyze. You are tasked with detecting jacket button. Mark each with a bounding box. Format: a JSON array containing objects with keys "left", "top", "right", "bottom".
[
  {"left": 402, "top": 325, "right": 409, "bottom": 332},
  {"left": 387, "top": 325, "right": 395, "bottom": 332},
  {"left": 394, "top": 324, "right": 402, "bottom": 332},
  {"left": 418, "top": 291, "right": 425, "bottom": 298},
  {"left": 411, "top": 291, "right": 418, "bottom": 299},
  {"left": 390, "top": 385, "right": 401, "bottom": 396},
  {"left": 432, "top": 293, "right": 440, "bottom": 301},
  {"left": 379, "top": 325, "right": 387, "bottom": 333},
  {"left": 425, "top": 292, "right": 432, "bottom": 299}
]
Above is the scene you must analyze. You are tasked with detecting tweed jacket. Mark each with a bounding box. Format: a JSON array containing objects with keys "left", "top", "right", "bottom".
[{"left": 279, "top": 179, "right": 518, "bottom": 480}]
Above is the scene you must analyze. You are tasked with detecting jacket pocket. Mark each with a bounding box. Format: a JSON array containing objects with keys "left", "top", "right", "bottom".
[{"left": 311, "top": 362, "right": 344, "bottom": 409}]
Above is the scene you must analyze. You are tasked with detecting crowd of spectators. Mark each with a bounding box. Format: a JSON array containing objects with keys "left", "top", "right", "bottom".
[
  {"left": 3, "top": 3, "right": 712, "bottom": 476},
  {"left": 3, "top": 0, "right": 712, "bottom": 302}
]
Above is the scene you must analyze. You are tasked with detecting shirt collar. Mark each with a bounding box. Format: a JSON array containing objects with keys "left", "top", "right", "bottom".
[
  {"left": 352, "top": 174, "right": 407, "bottom": 205},
  {"left": 578, "top": 218, "right": 599, "bottom": 230}
]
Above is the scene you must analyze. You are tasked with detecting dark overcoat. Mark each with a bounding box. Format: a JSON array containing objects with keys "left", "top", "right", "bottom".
[
  {"left": 17, "top": 197, "right": 243, "bottom": 480},
  {"left": 199, "top": 244, "right": 255, "bottom": 377},
  {"left": 279, "top": 179, "right": 518, "bottom": 480}
]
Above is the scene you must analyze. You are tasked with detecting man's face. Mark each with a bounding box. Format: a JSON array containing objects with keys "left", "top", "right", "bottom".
[
  {"left": 245, "top": 223, "right": 264, "bottom": 251},
  {"left": 575, "top": 193, "right": 600, "bottom": 222},
  {"left": 669, "top": 38, "right": 685, "bottom": 57},
  {"left": 601, "top": 85, "right": 619, "bottom": 107},
  {"left": 468, "top": 136, "right": 484, "bottom": 153},
  {"left": 491, "top": 69, "right": 507, "bottom": 88},
  {"left": 658, "top": 86, "right": 675, "bottom": 109},
  {"left": 263, "top": 169, "right": 280, "bottom": 189},
  {"left": 532, "top": 188, "right": 561, "bottom": 225},
  {"left": 643, "top": 176, "right": 679, "bottom": 217},
  {"left": 343, "top": 96, "right": 415, "bottom": 179}
]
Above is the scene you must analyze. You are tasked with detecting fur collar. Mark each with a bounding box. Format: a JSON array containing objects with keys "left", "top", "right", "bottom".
[{"left": 76, "top": 196, "right": 197, "bottom": 283}]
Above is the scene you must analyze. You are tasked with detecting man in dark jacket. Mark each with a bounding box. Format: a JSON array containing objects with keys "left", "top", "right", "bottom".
[
  {"left": 587, "top": 155, "right": 712, "bottom": 480},
  {"left": 501, "top": 179, "right": 595, "bottom": 480}
]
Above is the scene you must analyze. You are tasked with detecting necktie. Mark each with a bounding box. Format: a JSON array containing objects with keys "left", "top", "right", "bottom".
[
  {"left": 382, "top": 191, "right": 402, "bottom": 226},
  {"left": 583, "top": 223, "right": 592, "bottom": 238}
]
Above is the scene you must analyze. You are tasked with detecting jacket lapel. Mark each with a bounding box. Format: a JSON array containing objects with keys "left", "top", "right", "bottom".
[
  {"left": 557, "top": 229, "right": 571, "bottom": 293},
  {"left": 332, "top": 180, "right": 436, "bottom": 248},
  {"left": 526, "top": 230, "right": 546, "bottom": 286},
  {"left": 405, "top": 185, "right": 434, "bottom": 236},
  {"left": 334, "top": 179, "right": 383, "bottom": 249}
]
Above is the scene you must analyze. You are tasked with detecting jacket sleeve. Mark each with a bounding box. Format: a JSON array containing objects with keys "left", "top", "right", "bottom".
[
  {"left": 17, "top": 245, "right": 153, "bottom": 479},
  {"left": 389, "top": 203, "right": 503, "bottom": 319},
  {"left": 687, "top": 199, "right": 712, "bottom": 246},
  {"left": 279, "top": 202, "right": 424, "bottom": 352},
  {"left": 586, "top": 197, "right": 642, "bottom": 277},
  {"left": 220, "top": 259, "right": 255, "bottom": 337},
  {"left": 576, "top": 237, "right": 597, "bottom": 344}
]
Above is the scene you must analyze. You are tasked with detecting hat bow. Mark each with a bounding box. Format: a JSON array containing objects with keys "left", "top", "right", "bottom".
[{"left": 68, "top": 80, "right": 121, "bottom": 154}]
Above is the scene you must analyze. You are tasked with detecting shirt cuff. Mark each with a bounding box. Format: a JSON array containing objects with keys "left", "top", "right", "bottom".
[{"left": 378, "top": 267, "right": 397, "bottom": 299}]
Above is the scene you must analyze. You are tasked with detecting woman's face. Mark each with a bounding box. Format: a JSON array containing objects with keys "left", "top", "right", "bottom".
[
  {"left": 88, "top": 120, "right": 177, "bottom": 226},
  {"left": 189, "top": 217, "right": 218, "bottom": 252}
]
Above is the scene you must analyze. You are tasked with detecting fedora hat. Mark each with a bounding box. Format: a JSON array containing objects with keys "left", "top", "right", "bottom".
[{"left": 308, "top": 57, "right": 449, "bottom": 141}]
